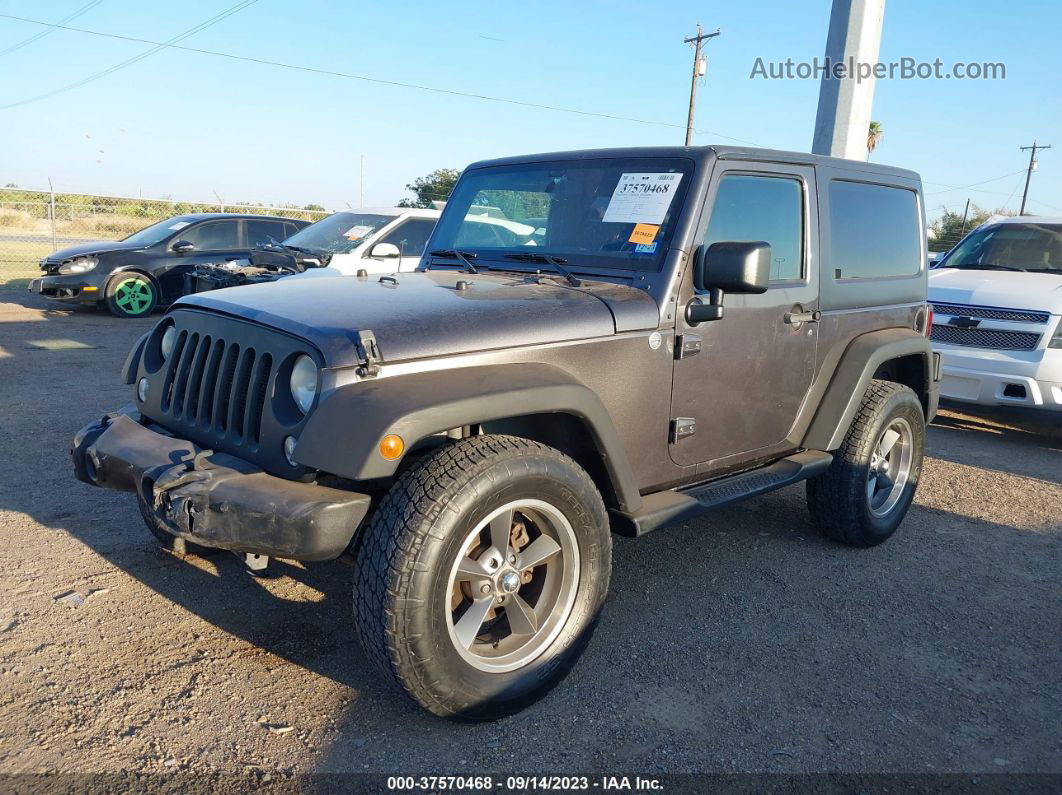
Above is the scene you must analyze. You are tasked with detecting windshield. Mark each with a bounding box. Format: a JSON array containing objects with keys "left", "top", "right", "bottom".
[
  {"left": 283, "top": 212, "right": 395, "bottom": 254},
  {"left": 943, "top": 222, "right": 1062, "bottom": 273},
  {"left": 429, "top": 157, "right": 695, "bottom": 272},
  {"left": 120, "top": 216, "right": 199, "bottom": 246}
]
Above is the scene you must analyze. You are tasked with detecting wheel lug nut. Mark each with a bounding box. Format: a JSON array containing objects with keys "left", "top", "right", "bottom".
[
  {"left": 480, "top": 584, "right": 491, "bottom": 594},
  {"left": 509, "top": 554, "right": 517, "bottom": 564}
]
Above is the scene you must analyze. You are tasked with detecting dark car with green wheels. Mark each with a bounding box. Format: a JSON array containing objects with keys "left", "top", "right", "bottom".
[
  {"left": 29, "top": 213, "right": 310, "bottom": 318},
  {"left": 71, "top": 145, "right": 939, "bottom": 720}
]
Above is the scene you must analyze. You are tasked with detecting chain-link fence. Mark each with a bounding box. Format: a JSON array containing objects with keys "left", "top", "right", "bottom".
[{"left": 0, "top": 186, "right": 332, "bottom": 287}]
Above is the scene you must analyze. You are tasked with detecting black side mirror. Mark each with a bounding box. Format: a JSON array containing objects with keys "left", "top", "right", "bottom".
[
  {"left": 171, "top": 240, "right": 195, "bottom": 254},
  {"left": 686, "top": 241, "right": 772, "bottom": 325}
]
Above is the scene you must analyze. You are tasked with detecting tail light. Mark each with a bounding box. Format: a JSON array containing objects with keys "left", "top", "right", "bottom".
[{"left": 925, "top": 305, "right": 934, "bottom": 336}]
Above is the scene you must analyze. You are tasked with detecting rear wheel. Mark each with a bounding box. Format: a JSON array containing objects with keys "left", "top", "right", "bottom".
[
  {"left": 106, "top": 273, "right": 157, "bottom": 318},
  {"left": 807, "top": 379, "right": 925, "bottom": 547},
  {"left": 352, "top": 435, "right": 611, "bottom": 720}
]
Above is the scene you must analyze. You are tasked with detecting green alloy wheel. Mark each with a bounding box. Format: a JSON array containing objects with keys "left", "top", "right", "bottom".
[{"left": 106, "top": 274, "right": 158, "bottom": 318}]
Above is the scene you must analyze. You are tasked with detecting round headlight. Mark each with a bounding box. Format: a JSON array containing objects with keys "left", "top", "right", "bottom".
[
  {"left": 289, "top": 355, "right": 319, "bottom": 414},
  {"left": 159, "top": 325, "right": 177, "bottom": 361},
  {"left": 57, "top": 256, "right": 98, "bottom": 275}
]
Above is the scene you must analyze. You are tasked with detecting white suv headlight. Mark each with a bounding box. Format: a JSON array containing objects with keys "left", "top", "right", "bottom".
[
  {"left": 289, "top": 354, "right": 319, "bottom": 414},
  {"left": 57, "top": 256, "right": 99, "bottom": 275},
  {"left": 1050, "top": 319, "right": 1062, "bottom": 350}
]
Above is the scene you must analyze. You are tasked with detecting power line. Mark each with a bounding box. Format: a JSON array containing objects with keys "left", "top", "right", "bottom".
[
  {"left": 0, "top": 1, "right": 262, "bottom": 110},
  {"left": 0, "top": 11, "right": 761, "bottom": 144},
  {"left": 924, "top": 170, "right": 1027, "bottom": 196},
  {"left": 0, "top": 0, "right": 103, "bottom": 57}
]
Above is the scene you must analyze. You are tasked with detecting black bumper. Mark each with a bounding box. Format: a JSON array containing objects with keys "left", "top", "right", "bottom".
[
  {"left": 30, "top": 274, "right": 103, "bottom": 304},
  {"left": 71, "top": 410, "right": 371, "bottom": 561}
]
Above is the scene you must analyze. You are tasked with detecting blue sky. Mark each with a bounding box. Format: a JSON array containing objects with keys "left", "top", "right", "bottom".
[{"left": 1, "top": 0, "right": 1060, "bottom": 220}]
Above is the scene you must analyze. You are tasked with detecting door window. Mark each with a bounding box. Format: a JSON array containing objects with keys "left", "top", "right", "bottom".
[
  {"left": 180, "top": 220, "right": 240, "bottom": 250},
  {"left": 246, "top": 219, "right": 289, "bottom": 248},
  {"left": 379, "top": 218, "right": 436, "bottom": 257},
  {"left": 704, "top": 174, "right": 804, "bottom": 281}
]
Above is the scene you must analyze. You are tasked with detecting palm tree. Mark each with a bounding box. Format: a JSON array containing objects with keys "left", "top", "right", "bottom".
[{"left": 867, "top": 121, "right": 884, "bottom": 160}]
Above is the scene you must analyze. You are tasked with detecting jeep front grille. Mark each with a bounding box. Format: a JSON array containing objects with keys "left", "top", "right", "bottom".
[
  {"left": 138, "top": 309, "right": 318, "bottom": 476},
  {"left": 930, "top": 324, "right": 1041, "bottom": 351},
  {"left": 930, "top": 302, "right": 1050, "bottom": 324},
  {"left": 159, "top": 332, "right": 273, "bottom": 445}
]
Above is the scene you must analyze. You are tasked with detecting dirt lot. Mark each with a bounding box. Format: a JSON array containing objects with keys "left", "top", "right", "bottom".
[{"left": 0, "top": 290, "right": 1059, "bottom": 780}]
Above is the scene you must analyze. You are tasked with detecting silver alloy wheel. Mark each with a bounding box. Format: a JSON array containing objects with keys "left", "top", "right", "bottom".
[
  {"left": 867, "top": 416, "right": 914, "bottom": 518},
  {"left": 444, "top": 499, "right": 580, "bottom": 673}
]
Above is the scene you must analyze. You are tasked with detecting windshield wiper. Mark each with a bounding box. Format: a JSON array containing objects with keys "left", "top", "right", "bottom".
[
  {"left": 961, "top": 263, "right": 1023, "bottom": 271},
  {"left": 503, "top": 252, "right": 581, "bottom": 287},
  {"left": 428, "top": 249, "right": 479, "bottom": 274}
]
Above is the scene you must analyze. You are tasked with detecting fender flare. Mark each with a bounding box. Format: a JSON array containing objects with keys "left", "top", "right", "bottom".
[
  {"left": 803, "top": 328, "right": 936, "bottom": 451},
  {"left": 297, "top": 363, "right": 642, "bottom": 512}
]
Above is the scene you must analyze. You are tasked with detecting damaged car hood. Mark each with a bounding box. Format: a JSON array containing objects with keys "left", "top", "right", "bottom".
[{"left": 174, "top": 270, "right": 660, "bottom": 366}]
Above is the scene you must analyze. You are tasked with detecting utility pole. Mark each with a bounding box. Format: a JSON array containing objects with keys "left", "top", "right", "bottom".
[
  {"left": 959, "top": 198, "right": 971, "bottom": 237},
  {"left": 683, "top": 24, "right": 720, "bottom": 146},
  {"left": 1019, "top": 141, "right": 1051, "bottom": 215},
  {"left": 812, "top": 0, "right": 885, "bottom": 159}
]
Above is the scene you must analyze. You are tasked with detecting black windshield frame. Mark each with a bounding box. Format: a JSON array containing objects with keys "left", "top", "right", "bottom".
[{"left": 428, "top": 157, "right": 696, "bottom": 273}]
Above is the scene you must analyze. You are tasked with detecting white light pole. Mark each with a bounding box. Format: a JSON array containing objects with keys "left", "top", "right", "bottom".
[{"left": 812, "top": 0, "right": 885, "bottom": 160}]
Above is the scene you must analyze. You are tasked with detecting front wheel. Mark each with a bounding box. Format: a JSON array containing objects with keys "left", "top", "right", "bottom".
[
  {"left": 106, "top": 273, "right": 158, "bottom": 318},
  {"left": 807, "top": 379, "right": 925, "bottom": 547},
  {"left": 352, "top": 435, "right": 611, "bottom": 720}
]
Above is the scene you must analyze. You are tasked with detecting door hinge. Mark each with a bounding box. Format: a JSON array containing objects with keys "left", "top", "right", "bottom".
[
  {"left": 675, "top": 333, "right": 702, "bottom": 359},
  {"left": 354, "top": 330, "right": 381, "bottom": 378},
  {"left": 670, "top": 417, "right": 697, "bottom": 443}
]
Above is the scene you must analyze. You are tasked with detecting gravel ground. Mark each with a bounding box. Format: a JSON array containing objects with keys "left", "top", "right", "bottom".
[{"left": 0, "top": 290, "right": 1059, "bottom": 780}]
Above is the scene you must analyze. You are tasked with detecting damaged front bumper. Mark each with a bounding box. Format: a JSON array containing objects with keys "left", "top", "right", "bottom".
[{"left": 71, "top": 409, "right": 371, "bottom": 561}]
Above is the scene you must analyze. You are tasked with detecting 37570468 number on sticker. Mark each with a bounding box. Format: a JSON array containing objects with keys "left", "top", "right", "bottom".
[{"left": 602, "top": 172, "right": 684, "bottom": 225}]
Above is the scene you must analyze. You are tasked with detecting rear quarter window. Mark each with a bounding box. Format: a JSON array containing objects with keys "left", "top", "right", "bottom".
[{"left": 829, "top": 181, "right": 921, "bottom": 279}]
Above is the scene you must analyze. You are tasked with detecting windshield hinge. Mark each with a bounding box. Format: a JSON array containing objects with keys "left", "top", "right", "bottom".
[{"left": 354, "top": 330, "right": 381, "bottom": 378}]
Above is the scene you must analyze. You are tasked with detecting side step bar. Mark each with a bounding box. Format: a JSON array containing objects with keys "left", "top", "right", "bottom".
[{"left": 610, "top": 450, "right": 833, "bottom": 537}]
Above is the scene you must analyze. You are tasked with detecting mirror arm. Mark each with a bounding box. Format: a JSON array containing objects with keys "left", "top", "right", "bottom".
[{"left": 685, "top": 288, "right": 726, "bottom": 325}]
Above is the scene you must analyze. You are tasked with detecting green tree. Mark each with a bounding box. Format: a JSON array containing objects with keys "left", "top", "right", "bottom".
[
  {"left": 397, "top": 168, "right": 460, "bottom": 208},
  {"left": 302, "top": 203, "right": 326, "bottom": 212},
  {"left": 928, "top": 204, "right": 1014, "bottom": 252},
  {"left": 867, "top": 121, "right": 884, "bottom": 159}
]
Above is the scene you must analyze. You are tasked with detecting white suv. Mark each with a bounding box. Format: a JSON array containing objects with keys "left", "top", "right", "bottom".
[{"left": 928, "top": 217, "right": 1062, "bottom": 411}]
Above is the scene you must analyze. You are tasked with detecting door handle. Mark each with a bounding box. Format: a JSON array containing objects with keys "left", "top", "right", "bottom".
[{"left": 784, "top": 309, "right": 821, "bottom": 325}]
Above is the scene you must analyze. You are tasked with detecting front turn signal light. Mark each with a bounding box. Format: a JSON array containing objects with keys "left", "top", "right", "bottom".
[{"left": 379, "top": 434, "right": 404, "bottom": 460}]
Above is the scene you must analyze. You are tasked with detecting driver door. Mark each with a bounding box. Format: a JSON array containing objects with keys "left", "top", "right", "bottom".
[
  {"left": 669, "top": 163, "right": 820, "bottom": 472},
  {"left": 159, "top": 219, "right": 243, "bottom": 300}
]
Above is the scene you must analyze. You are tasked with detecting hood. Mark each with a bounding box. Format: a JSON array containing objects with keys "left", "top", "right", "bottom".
[
  {"left": 44, "top": 239, "right": 145, "bottom": 262},
  {"left": 928, "top": 268, "right": 1062, "bottom": 314},
  {"left": 175, "top": 270, "right": 660, "bottom": 366}
]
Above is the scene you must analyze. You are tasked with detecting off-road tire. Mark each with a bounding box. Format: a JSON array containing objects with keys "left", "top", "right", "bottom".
[
  {"left": 807, "top": 379, "right": 925, "bottom": 547},
  {"left": 105, "top": 273, "right": 158, "bottom": 318},
  {"left": 352, "top": 434, "right": 612, "bottom": 721}
]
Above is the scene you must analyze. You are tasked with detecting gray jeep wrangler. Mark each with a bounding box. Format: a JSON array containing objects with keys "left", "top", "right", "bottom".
[{"left": 72, "top": 146, "right": 940, "bottom": 720}]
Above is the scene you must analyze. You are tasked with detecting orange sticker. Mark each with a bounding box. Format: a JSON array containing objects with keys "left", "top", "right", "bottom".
[{"left": 628, "top": 223, "right": 659, "bottom": 245}]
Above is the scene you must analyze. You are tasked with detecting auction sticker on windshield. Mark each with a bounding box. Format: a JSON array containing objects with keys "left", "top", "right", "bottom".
[
  {"left": 345, "top": 225, "right": 374, "bottom": 240},
  {"left": 603, "top": 173, "right": 684, "bottom": 225}
]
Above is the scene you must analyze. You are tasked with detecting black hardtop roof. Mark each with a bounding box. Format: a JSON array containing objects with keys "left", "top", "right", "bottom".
[{"left": 466, "top": 145, "right": 920, "bottom": 183}]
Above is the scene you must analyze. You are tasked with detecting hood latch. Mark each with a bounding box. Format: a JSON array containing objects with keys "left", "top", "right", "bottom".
[{"left": 354, "top": 330, "right": 381, "bottom": 378}]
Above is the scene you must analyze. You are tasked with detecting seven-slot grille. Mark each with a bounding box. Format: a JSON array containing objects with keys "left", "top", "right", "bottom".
[
  {"left": 930, "top": 324, "right": 1041, "bottom": 351},
  {"left": 930, "top": 302, "right": 1050, "bottom": 324},
  {"left": 159, "top": 330, "right": 272, "bottom": 445},
  {"left": 140, "top": 309, "right": 315, "bottom": 473}
]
